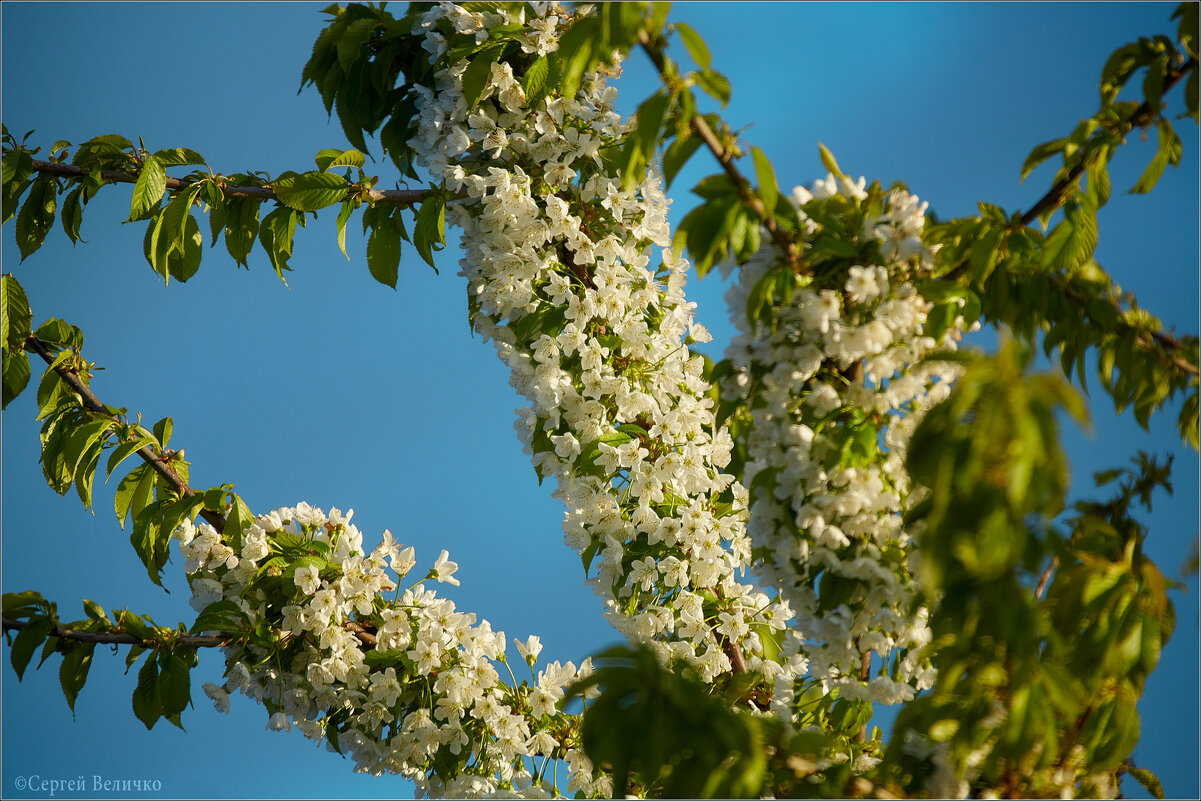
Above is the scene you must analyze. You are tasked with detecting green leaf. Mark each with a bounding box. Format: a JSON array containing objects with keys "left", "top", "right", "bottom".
[
  {"left": 152, "top": 147, "right": 205, "bottom": 167},
  {"left": 273, "top": 170, "right": 348, "bottom": 211},
  {"left": 224, "top": 494, "right": 255, "bottom": 548},
  {"left": 2, "top": 590, "right": 46, "bottom": 620},
  {"left": 969, "top": 226, "right": 1003, "bottom": 282},
  {"left": 461, "top": 43, "right": 507, "bottom": 109},
  {"left": 598, "top": 1, "right": 644, "bottom": 55},
  {"left": 1101, "top": 42, "right": 1150, "bottom": 104},
  {"left": 165, "top": 214, "right": 203, "bottom": 283},
  {"left": 1128, "top": 767, "right": 1165, "bottom": 800},
  {"left": 40, "top": 415, "right": 75, "bottom": 494},
  {"left": 35, "top": 356, "right": 71, "bottom": 422},
  {"left": 817, "top": 142, "right": 843, "bottom": 178},
  {"left": 1040, "top": 218, "right": 1075, "bottom": 270},
  {"left": 1021, "top": 137, "right": 1068, "bottom": 182},
  {"left": 1143, "top": 53, "right": 1169, "bottom": 111},
  {"left": 131, "top": 652, "right": 161, "bottom": 730},
  {"left": 10, "top": 616, "right": 54, "bottom": 680},
  {"left": 2, "top": 148, "right": 34, "bottom": 187},
  {"left": 3, "top": 171, "right": 33, "bottom": 227},
  {"left": 59, "top": 643, "right": 95, "bottom": 714},
  {"left": 131, "top": 503, "right": 166, "bottom": 587},
  {"left": 2, "top": 350, "right": 31, "bottom": 409},
  {"left": 662, "top": 133, "right": 702, "bottom": 188},
  {"left": 313, "top": 148, "right": 344, "bottom": 171},
  {"left": 106, "top": 436, "right": 154, "bottom": 480},
  {"left": 61, "top": 185, "right": 85, "bottom": 244},
  {"left": 694, "top": 69, "right": 731, "bottom": 107},
  {"left": 690, "top": 173, "right": 739, "bottom": 200},
  {"left": 144, "top": 210, "right": 168, "bottom": 281},
  {"left": 114, "top": 463, "right": 152, "bottom": 529},
  {"left": 413, "top": 192, "right": 445, "bottom": 271},
  {"left": 128, "top": 155, "right": 167, "bottom": 221},
  {"left": 636, "top": 91, "right": 672, "bottom": 157},
  {"left": 1131, "top": 119, "right": 1182, "bottom": 194},
  {"left": 155, "top": 417, "right": 174, "bottom": 451},
  {"left": 82, "top": 600, "right": 108, "bottom": 622},
  {"left": 675, "top": 22, "right": 711, "bottom": 69},
  {"left": 1176, "top": 1, "right": 1199, "bottom": 58},
  {"left": 366, "top": 214, "right": 401, "bottom": 288},
  {"left": 223, "top": 198, "right": 261, "bottom": 268},
  {"left": 34, "top": 318, "right": 83, "bottom": 349},
  {"left": 550, "top": 14, "right": 601, "bottom": 103},
  {"left": 156, "top": 651, "right": 191, "bottom": 718},
  {"left": 258, "top": 207, "right": 299, "bottom": 280},
  {"left": 73, "top": 434, "right": 105, "bottom": 511},
  {"left": 337, "top": 17, "right": 379, "bottom": 73},
  {"left": 191, "top": 600, "right": 250, "bottom": 634},
  {"left": 1088, "top": 157, "right": 1112, "bottom": 207},
  {"left": 1060, "top": 197, "right": 1098, "bottom": 272},
  {"left": 2, "top": 272, "right": 33, "bottom": 353},
  {"left": 162, "top": 184, "right": 202, "bottom": 256},
  {"left": 316, "top": 148, "right": 366, "bottom": 172},
  {"left": 62, "top": 417, "right": 114, "bottom": 480},
  {"left": 15, "top": 176, "right": 56, "bottom": 261},
  {"left": 145, "top": 197, "right": 203, "bottom": 285},
  {"left": 680, "top": 194, "right": 739, "bottom": 277},
  {"left": 751, "top": 146, "right": 778, "bottom": 218},
  {"left": 335, "top": 199, "right": 355, "bottom": 260},
  {"left": 522, "top": 55, "right": 550, "bottom": 99}
]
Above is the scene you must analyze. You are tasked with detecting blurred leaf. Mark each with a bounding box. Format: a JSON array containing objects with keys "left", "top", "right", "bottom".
[
  {"left": 1131, "top": 119, "right": 1182, "bottom": 194},
  {"left": 695, "top": 69, "right": 731, "bottom": 106},
  {"left": 752, "top": 146, "right": 777, "bottom": 218},
  {"left": 1021, "top": 137, "right": 1068, "bottom": 181},
  {"left": 676, "top": 21, "right": 711, "bottom": 69},
  {"left": 817, "top": 142, "right": 844, "bottom": 178}
]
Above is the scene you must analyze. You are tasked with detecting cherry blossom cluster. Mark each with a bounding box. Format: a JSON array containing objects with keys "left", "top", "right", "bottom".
[
  {"left": 407, "top": 0, "right": 795, "bottom": 691},
  {"left": 176, "top": 504, "right": 602, "bottom": 798},
  {"left": 719, "top": 177, "right": 969, "bottom": 712}
]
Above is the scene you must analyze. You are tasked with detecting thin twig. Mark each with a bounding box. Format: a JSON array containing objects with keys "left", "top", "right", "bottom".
[
  {"left": 855, "top": 646, "right": 871, "bottom": 743},
  {"left": 1035, "top": 557, "right": 1059, "bottom": 600},
  {"left": 1053, "top": 278, "right": 1198, "bottom": 376},
  {"left": 29, "top": 160, "right": 430, "bottom": 205},
  {"left": 2, "top": 614, "right": 377, "bottom": 651},
  {"left": 1017, "top": 57, "right": 1197, "bottom": 228},
  {"left": 2, "top": 617, "right": 230, "bottom": 648},
  {"left": 636, "top": 33, "right": 801, "bottom": 268},
  {"left": 24, "top": 335, "right": 227, "bottom": 533},
  {"left": 344, "top": 621, "right": 378, "bottom": 648}
]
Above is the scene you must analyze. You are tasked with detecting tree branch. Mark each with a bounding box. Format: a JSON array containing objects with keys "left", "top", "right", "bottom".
[
  {"left": 1053, "top": 277, "right": 1198, "bottom": 376},
  {"left": 2, "top": 616, "right": 230, "bottom": 648},
  {"left": 24, "top": 335, "right": 227, "bottom": 533},
  {"left": 2, "top": 614, "right": 378, "bottom": 651},
  {"left": 1035, "top": 557, "right": 1059, "bottom": 600},
  {"left": 29, "top": 160, "right": 431, "bottom": 205},
  {"left": 938, "top": 56, "right": 1198, "bottom": 377},
  {"left": 637, "top": 33, "right": 802, "bottom": 269},
  {"left": 1017, "top": 57, "right": 1196, "bottom": 228}
]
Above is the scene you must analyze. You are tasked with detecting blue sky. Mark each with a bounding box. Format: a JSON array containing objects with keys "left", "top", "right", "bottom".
[{"left": 1, "top": 3, "right": 1196, "bottom": 799}]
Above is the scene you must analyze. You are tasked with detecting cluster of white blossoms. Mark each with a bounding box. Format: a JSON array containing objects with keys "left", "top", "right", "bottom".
[
  {"left": 407, "top": 0, "right": 794, "bottom": 697},
  {"left": 176, "top": 504, "right": 602, "bottom": 799},
  {"left": 172, "top": 3, "right": 978, "bottom": 794},
  {"left": 719, "top": 178, "right": 969, "bottom": 710}
]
